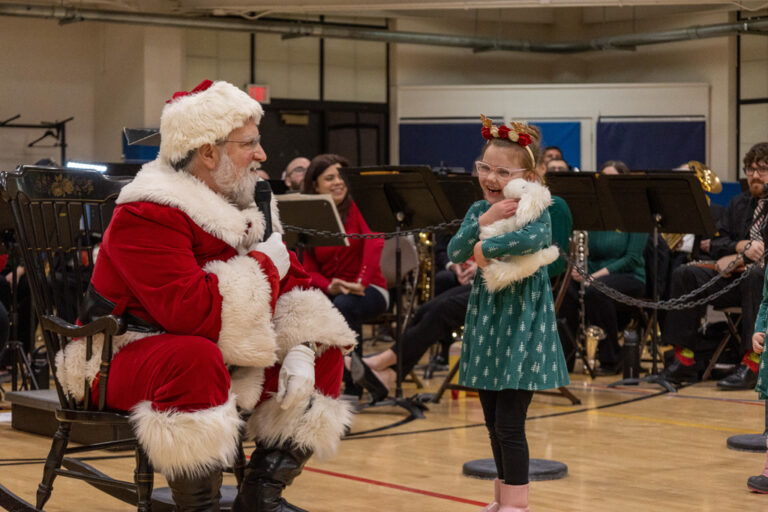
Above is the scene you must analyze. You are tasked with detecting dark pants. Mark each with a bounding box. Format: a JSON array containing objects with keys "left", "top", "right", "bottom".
[
  {"left": 434, "top": 269, "right": 460, "bottom": 297},
  {"left": 478, "top": 389, "right": 534, "bottom": 485},
  {"left": 397, "top": 284, "right": 470, "bottom": 376},
  {"left": 333, "top": 287, "right": 388, "bottom": 357},
  {"left": 559, "top": 274, "right": 645, "bottom": 368},
  {"left": 662, "top": 264, "right": 765, "bottom": 354}
]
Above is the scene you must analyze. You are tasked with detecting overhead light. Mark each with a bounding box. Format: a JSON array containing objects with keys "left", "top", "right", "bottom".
[{"left": 66, "top": 161, "right": 108, "bottom": 173}]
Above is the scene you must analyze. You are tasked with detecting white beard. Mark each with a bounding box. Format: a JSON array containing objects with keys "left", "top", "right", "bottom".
[{"left": 214, "top": 152, "right": 259, "bottom": 210}]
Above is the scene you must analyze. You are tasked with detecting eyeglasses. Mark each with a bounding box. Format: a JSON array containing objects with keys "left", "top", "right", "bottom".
[
  {"left": 745, "top": 165, "right": 768, "bottom": 176},
  {"left": 223, "top": 136, "right": 262, "bottom": 151},
  {"left": 474, "top": 161, "right": 526, "bottom": 180}
]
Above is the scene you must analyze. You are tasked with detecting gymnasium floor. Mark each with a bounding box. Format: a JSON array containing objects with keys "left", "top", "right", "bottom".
[{"left": 1, "top": 369, "right": 768, "bottom": 512}]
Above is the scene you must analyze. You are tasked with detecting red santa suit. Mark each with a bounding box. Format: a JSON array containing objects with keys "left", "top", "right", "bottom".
[{"left": 54, "top": 158, "right": 357, "bottom": 479}]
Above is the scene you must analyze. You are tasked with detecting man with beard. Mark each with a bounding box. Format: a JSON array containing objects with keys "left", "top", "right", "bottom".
[
  {"left": 660, "top": 142, "right": 768, "bottom": 390},
  {"left": 58, "top": 80, "right": 357, "bottom": 511}
]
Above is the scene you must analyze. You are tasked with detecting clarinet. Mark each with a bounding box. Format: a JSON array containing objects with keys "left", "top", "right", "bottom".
[{"left": 574, "top": 231, "right": 590, "bottom": 374}]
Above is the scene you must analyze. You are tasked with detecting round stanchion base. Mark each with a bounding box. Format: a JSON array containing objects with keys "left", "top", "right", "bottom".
[
  {"left": 727, "top": 434, "right": 767, "bottom": 453},
  {"left": 462, "top": 458, "right": 568, "bottom": 482},
  {"left": 153, "top": 484, "right": 238, "bottom": 511}
]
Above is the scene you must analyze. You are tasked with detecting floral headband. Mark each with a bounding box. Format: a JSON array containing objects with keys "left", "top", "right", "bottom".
[{"left": 480, "top": 114, "right": 535, "bottom": 166}]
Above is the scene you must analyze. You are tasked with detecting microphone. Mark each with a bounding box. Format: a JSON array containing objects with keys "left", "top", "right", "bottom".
[{"left": 254, "top": 179, "right": 273, "bottom": 240}]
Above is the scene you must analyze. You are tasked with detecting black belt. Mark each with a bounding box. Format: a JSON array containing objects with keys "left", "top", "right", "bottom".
[{"left": 80, "top": 284, "right": 158, "bottom": 333}]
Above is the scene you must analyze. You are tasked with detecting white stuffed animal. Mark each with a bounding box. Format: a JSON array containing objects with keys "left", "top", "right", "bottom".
[{"left": 479, "top": 178, "right": 560, "bottom": 292}]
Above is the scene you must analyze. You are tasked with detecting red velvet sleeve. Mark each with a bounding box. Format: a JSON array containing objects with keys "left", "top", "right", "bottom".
[
  {"left": 102, "top": 205, "right": 224, "bottom": 339},
  {"left": 300, "top": 248, "right": 331, "bottom": 292},
  {"left": 352, "top": 206, "right": 385, "bottom": 287}
]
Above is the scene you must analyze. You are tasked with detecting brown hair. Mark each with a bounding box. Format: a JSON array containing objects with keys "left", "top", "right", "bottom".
[
  {"left": 302, "top": 153, "right": 352, "bottom": 221},
  {"left": 480, "top": 123, "right": 543, "bottom": 184},
  {"left": 745, "top": 142, "right": 768, "bottom": 168},
  {"left": 599, "top": 160, "right": 631, "bottom": 174}
]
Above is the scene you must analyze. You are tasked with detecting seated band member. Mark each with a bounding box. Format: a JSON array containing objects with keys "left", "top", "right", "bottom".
[
  {"left": 558, "top": 162, "right": 648, "bottom": 374},
  {"left": 661, "top": 142, "right": 768, "bottom": 389},
  {"left": 56, "top": 80, "right": 357, "bottom": 511},
  {"left": 300, "top": 154, "right": 389, "bottom": 395}
]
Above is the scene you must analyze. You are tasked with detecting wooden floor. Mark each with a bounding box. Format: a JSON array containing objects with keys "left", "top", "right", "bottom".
[{"left": 2, "top": 370, "right": 768, "bottom": 511}]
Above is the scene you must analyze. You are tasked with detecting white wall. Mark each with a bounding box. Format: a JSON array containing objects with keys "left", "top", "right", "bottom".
[
  {"left": 0, "top": 17, "right": 99, "bottom": 170},
  {"left": 0, "top": 17, "right": 186, "bottom": 168},
  {"left": 391, "top": 8, "right": 738, "bottom": 179}
]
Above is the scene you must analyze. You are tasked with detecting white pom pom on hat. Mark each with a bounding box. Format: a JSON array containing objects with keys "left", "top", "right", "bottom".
[{"left": 158, "top": 80, "right": 264, "bottom": 165}]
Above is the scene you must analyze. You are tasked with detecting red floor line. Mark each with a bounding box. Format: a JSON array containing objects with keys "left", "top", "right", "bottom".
[{"left": 303, "top": 466, "right": 487, "bottom": 507}]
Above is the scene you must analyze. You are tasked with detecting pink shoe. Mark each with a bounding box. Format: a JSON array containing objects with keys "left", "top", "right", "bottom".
[
  {"left": 478, "top": 478, "right": 501, "bottom": 512},
  {"left": 498, "top": 482, "right": 530, "bottom": 512}
]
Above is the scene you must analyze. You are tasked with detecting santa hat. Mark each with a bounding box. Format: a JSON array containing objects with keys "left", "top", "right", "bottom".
[{"left": 158, "top": 80, "right": 264, "bottom": 165}]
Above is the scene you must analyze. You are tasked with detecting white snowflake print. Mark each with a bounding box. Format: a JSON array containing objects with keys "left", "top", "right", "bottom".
[
  {"left": 472, "top": 376, "right": 478, "bottom": 385},
  {"left": 475, "top": 356, "right": 481, "bottom": 365},
  {"left": 517, "top": 363, "right": 523, "bottom": 373},
  {"left": 543, "top": 374, "right": 548, "bottom": 384},
  {"left": 452, "top": 250, "right": 461, "bottom": 259},
  {"left": 552, "top": 362, "right": 558, "bottom": 372},
  {"left": 483, "top": 315, "right": 489, "bottom": 325},
  {"left": 494, "top": 378, "right": 498, "bottom": 387},
  {"left": 483, "top": 367, "right": 489, "bottom": 377},
  {"left": 506, "top": 374, "right": 511, "bottom": 382},
  {"left": 478, "top": 335, "right": 485, "bottom": 345},
  {"left": 506, "top": 347, "right": 512, "bottom": 357},
  {"left": 490, "top": 326, "right": 495, "bottom": 336},
  {"left": 486, "top": 346, "right": 492, "bottom": 357},
  {"left": 539, "top": 324, "right": 546, "bottom": 333},
  {"left": 495, "top": 357, "right": 500, "bottom": 367},
  {"left": 506, "top": 326, "right": 512, "bottom": 336},
  {"left": 510, "top": 240, "right": 519, "bottom": 246},
  {"left": 519, "top": 343, "right": 524, "bottom": 353},
  {"left": 520, "top": 322, "right": 526, "bottom": 332},
  {"left": 536, "top": 342, "right": 543, "bottom": 353}
]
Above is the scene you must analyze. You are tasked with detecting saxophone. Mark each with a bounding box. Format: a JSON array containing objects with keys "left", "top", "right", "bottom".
[{"left": 417, "top": 231, "right": 434, "bottom": 303}]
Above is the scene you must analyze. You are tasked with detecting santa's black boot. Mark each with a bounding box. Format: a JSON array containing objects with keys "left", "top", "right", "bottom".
[
  {"left": 232, "top": 442, "right": 312, "bottom": 512},
  {"left": 168, "top": 469, "right": 223, "bottom": 512}
]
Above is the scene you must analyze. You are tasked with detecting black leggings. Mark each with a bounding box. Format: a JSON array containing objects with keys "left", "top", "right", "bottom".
[{"left": 477, "top": 389, "right": 534, "bottom": 485}]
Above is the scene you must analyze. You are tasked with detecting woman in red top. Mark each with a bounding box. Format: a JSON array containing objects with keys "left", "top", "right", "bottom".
[{"left": 301, "top": 155, "right": 389, "bottom": 367}]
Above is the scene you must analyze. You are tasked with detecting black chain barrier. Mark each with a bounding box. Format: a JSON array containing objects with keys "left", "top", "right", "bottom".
[{"left": 284, "top": 222, "right": 766, "bottom": 311}]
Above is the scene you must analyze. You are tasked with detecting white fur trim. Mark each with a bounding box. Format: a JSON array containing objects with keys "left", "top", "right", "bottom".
[
  {"left": 131, "top": 394, "right": 243, "bottom": 480},
  {"left": 480, "top": 179, "right": 552, "bottom": 240},
  {"left": 230, "top": 366, "right": 265, "bottom": 411},
  {"left": 54, "top": 331, "right": 160, "bottom": 401},
  {"left": 482, "top": 246, "right": 560, "bottom": 292},
  {"left": 272, "top": 288, "right": 358, "bottom": 361},
  {"left": 204, "top": 256, "right": 278, "bottom": 368},
  {"left": 247, "top": 392, "right": 354, "bottom": 461},
  {"left": 159, "top": 81, "right": 263, "bottom": 165},
  {"left": 118, "top": 160, "right": 282, "bottom": 249}
]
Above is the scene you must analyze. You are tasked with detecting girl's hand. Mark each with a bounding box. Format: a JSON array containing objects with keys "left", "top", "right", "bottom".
[
  {"left": 753, "top": 332, "right": 766, "bottom": 354},
  {"left": 473, "top": 241, "right": 488, "bottom": 269},
  {"left": 478, "top": 199, "right": 519, "bottom": 226}
]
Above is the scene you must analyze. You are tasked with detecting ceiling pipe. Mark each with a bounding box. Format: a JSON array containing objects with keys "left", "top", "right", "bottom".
[{"left": 0, "top": 3, "right": 767, "bottom": 53}]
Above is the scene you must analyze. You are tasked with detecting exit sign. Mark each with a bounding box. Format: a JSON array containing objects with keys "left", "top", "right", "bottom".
[{"left": 247, "top": 84, "right": 270, "bottom": 104}]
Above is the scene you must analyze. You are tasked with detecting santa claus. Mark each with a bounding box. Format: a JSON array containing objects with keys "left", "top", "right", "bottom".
[{"left": 55, "top": 79, "right": 357, "bottom": 511}]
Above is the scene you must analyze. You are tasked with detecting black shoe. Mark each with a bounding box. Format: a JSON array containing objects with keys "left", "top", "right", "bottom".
[
  {"left": 594, "top": 362, "right": 622, "bottom": 376},
  {"left": 658, "top": 358, "right": 698, "bottom": 385},
  {"left": 748, "top": 474, "right": 768, "bottom": 493},
  {"left": 232, "top": 443, "right": 311, "bottom": 512},
  {"left": 717, "top": 363, "right": 757, "bottom": 390},
  {"left": 349, "top": 352, "right": 389, "bottom": 402}
]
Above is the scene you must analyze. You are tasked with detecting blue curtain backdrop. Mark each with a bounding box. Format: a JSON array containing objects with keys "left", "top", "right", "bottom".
[
  {"left": 596, "top": 119, "right": 705, "bottom": 171},
  {"left": 399, "top": 120, "right": 581, "bottom": 173}
]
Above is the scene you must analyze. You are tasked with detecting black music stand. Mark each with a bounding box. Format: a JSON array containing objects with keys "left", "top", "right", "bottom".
[
  {"left": 546, "top": 172, "right": 621, "bottom": 378},
  {"left": 344, "top": 166, "right": 456, "bottom": 419},
  {"left": 276, "top": 193, "right": 348, "bottom": 260},
  {"left": 435, "top": 173, "right": 484, "bottom": 227},
  {"left": 602, "top": 172, "right": 715, "bottom": 391}
]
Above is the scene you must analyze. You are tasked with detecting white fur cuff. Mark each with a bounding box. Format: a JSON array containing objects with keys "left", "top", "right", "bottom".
[
  {"left": 247, "top": 392, "right": 354, "bottom": 461},
  {"left": 204, "top": 255, "right": 278, "bottom": 368},
  {"left": 272, "top": 288, "right": 357, "bottom": 361},
  {"left": 131, "top": 395, "right": 243, "bottom": 480}
]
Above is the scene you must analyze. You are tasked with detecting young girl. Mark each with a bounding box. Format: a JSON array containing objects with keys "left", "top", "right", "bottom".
[
  {"left": 748, "top": 273, "right": 768, "bottom": 493},
  {"left": 448, "top": 116, "right": 569, "bottom": 511}
]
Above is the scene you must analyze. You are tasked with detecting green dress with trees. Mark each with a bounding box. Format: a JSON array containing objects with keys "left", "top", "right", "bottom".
[{"left": 448, "top": 200, "right": 570, "bottom": 391}]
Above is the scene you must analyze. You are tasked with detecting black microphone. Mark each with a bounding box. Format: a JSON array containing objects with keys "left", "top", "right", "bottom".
[{"left": 254, "top": 180, "right": 273, "bottom": 240}]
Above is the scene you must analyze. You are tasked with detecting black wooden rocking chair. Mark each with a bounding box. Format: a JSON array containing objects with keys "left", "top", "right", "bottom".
[{"left": 0, "top": 166, "right": 245, "bottom": 511}]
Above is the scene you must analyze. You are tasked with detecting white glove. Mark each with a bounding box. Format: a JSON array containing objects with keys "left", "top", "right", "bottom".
[
  {"left": 254, "top": 232, "right": 290, "bottom": 279},
  {"left": 276, "top": 344, "right": 315, "bottom": 410}
]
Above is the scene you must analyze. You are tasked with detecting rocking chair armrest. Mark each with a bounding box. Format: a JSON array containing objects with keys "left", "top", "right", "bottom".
[{"left": 41, "top": 315, "right": 127, "bottom": 338}]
